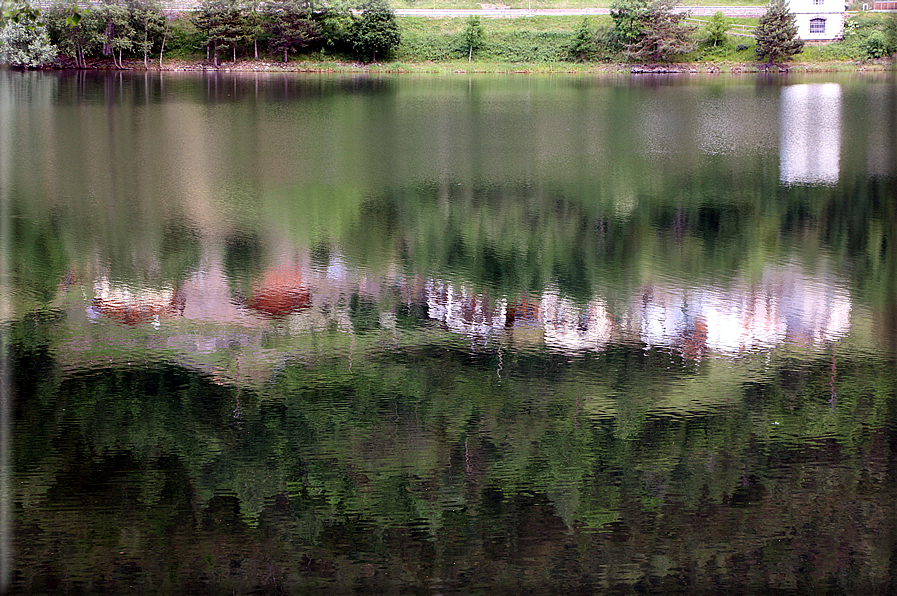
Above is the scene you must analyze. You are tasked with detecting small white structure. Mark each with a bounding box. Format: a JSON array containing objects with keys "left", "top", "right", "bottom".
[{"left": 788, "top": 0, "right": 846, "bottom": 41}]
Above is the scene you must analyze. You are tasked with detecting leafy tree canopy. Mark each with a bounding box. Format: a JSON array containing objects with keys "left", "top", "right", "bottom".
[
  {"left": 460, "top": 15, "right": 485, "bottom": 63},
  {"left": 0, "top": 14, "right": 56, "bottom": 67},
  {"left": 351, "top": 0, "right": 400, "bottom": 63}
]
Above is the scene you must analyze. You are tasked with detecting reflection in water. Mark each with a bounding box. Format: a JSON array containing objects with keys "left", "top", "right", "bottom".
[
  {"left": 6, "top": 71, "right": 897, "bottom": 593},
  {"left": 80, "top": 249, "right": 853, "bottom": 370},
  {"left": 780, "top": 83, "right": 842, "bottom": 186},
  {"left": 245, "top": 267, "right": 311, "bottom": 319},
  {"left": 89, "top": 277, "right": 184, "bottom": 326}
]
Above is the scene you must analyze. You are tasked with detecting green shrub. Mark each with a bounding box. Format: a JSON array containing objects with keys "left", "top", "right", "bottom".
[
  {"left": 396, "top": 32, "right": 457, "bottom": 61},
  {"left": 483, "top": 31, "right": 569, "bottom": 62},
  {"left": 863, "top": 30, "right": 887, "bottom": 58},
  {"left": 164, "top": 17, "right": 205, "bottom": 57},
  {"left": 0, "top": 18, "right": 58, "bottom": 68}
]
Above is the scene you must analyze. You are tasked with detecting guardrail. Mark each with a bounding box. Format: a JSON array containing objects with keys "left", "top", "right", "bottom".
[{"left": 684, "top": 16, "right": 757, "bottom": 36}]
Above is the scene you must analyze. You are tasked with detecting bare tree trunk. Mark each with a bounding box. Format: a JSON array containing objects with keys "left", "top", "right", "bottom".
[
  {"left": 159, "top": 19, "right": 170, "bottom": 69},
  {"left": 254, "top": 39, "right": 258, "bottom": 60},
  {"left": 468, "top": 45, "right": 472, "bottom": 63},
  {"left": 284, "top": 47, "right": 288, "bottom": 63}
]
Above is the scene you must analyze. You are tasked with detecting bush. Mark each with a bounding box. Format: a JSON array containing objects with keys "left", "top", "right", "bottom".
[
  {"left": 351, "top": 0, "right": 401, "bottom": 62},
  {"left": 0, "top": 18, "right": 57, "bottom": 68},
  {"left": 863, "top": 30, "right": 887, "bottom": 58},
  {"left": 164, "top": 18, "right": 205, "bottom": 57}
]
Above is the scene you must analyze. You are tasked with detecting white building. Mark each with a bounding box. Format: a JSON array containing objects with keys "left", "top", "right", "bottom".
[{"left": 788, "top": 0, "right": 846, "bottom": 41}]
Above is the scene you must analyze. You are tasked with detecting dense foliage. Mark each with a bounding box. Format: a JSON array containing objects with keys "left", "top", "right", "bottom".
[
  {"left": 0, "top": 15, "right": 56, "bottom": 67},
  {"left": 626, "top": 1, "right": 695, "bottom": 61},
  {"left": 351, "top": 0, "right": 401, "bottom": 62},
  {"left": 5, "top": 1, "right": 897, "bottom": 68},
  {"left": 753, "top": 0, "right": 804, "bottom": 65},
  {"left": 263, "top": 0, "right": 321, "bottom": 62}
]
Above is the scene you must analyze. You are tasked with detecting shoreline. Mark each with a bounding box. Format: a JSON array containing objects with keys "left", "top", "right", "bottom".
[{"left": 46, "top": 57, "right": 896, "bottom": 74}]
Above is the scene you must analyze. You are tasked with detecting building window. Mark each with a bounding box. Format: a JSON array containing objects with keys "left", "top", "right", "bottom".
[
  {"left": 813, "top": 0, "right": 824, "bottom": 5},
  {"left": 810, "top": 18, "right": 826, "bottom": 33}
]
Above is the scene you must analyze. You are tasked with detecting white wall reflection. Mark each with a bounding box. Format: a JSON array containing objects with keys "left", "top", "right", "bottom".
[
  {"left": 425, "top": 263, "right": 851, "bottom": 358},
  {"left": 67, "top": 250, "right": 853, "bottom": 384},
  {"left": 780, "top": 84, "right": 842, "bottom": 186}
]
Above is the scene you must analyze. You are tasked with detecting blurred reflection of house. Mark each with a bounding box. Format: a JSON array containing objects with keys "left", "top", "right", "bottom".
[
  {"left": 89, "top": 277, "right": 184, "bottom": 326},
  {"left": 780, "top": 84, "right": 842, "bottom": 186},
  {"left": 246, "top": 268, "right": 311, "bottom": 319},
  {"left": 426, "top": 281, "right": 507, "bottom": 341},
  {"left": 80, "top": 247, "right": 853, "bottom": 377},
  {"left": 540, "top": 292, "right": 614, "bottom": 353},
  {"left": 634, "top": 264, "right": 851, "bottom": 358}
]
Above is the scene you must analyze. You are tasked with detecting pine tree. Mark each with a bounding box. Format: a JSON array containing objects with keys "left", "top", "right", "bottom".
[
  {"left": 568, "top": 19, "right": 595, "bottom": 62},
  {"left": 627, "top": 1, "right": 695, "bottom": 62},
  {"left": 264, "top": 0, "right": 321, "bottom": 63},
  {"left": 754, "top": 0, "right": 804, "bottom": 66}
]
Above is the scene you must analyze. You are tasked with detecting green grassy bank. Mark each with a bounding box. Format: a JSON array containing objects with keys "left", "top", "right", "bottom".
[{"left": 154, "top": 12, "right": 895, "bottom": 72}]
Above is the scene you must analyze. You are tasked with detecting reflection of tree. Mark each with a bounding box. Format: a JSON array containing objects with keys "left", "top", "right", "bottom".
[{"left": 12, "top": 312, "right": 897, "bottom": 591}]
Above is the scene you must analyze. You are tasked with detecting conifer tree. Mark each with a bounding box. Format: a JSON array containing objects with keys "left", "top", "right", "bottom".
[
  {"left": 264, "top": 0, "right": 321, "bottom": 63},
  {"left": 460, "top": 15, "right": 484, "bottom": 63},
  {"left": 568, "top": 18, "right": 595, "bottom": 62},
  {"left": 627, "top": 1, "right": 695, "bottom": 62},
  {"left": 754, "top": 0, "right": 804, "bottom": 66}
]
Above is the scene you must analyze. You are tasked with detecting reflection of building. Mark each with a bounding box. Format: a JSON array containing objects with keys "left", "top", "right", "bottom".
[
  {"left": 540, "top": 292, "right": 614, "bottom": 353},
  {"left": 634, "top": 264, "right": 851, "bottom": 357},
  {"left": 246, "top": 268, "right": 311, "bottom": 319},
  {"left": 426, "top": 281, "right": 507, "bottom": 341},
  {"left": 77, "top": 247, "right": 854, "bottom": 380},
  {"left": 780, "top": 84, "right": 842, "bottom": 186},
  {"left": 89, "top": 277, "right": 184, "bottom": 326},
  {"left": 789, "top": 0, "right": 845, "bottom": 41}
]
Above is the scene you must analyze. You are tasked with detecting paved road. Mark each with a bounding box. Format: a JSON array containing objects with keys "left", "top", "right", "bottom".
[{"left": 394, "top": 5, "right": 767, "bottom": 16}]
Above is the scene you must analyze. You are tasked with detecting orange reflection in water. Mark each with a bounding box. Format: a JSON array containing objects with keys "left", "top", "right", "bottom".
[{"left": 247, "top": 268, "right": 312, "bottom": 319}]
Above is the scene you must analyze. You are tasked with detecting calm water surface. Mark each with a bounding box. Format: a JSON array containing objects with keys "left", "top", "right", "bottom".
[{"left": 1, "top": 70, "right": 896, "bottom": 593}]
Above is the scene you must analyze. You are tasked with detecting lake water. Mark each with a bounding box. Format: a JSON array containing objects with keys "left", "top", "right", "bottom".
[{"left": 2, "top": 69, "right": 896, "bottom": 593}]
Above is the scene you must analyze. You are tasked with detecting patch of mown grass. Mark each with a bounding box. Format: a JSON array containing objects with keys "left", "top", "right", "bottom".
[
  {"left": 398, "top": 15, "right": 606, "bottom": 62},
  {"left": 391, "top": 0, "right": 765, "bottom": 9}
]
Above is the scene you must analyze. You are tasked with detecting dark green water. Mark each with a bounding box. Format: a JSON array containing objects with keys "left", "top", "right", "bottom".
[{"left": 1, "top": 69, "right": 896, "bottom": 593}]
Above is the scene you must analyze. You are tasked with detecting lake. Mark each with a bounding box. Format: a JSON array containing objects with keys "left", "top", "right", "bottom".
[{"left": 2, "top": 69, "right": 896, "bottom": 593}]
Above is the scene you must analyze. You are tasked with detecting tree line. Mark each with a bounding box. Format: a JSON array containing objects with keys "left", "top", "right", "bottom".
[
  {"left": 0, "top": 0, "right": 401, "bottom": 68},
  {"left": 2, "top": 0, "right": 896, "bottom": 68}
]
